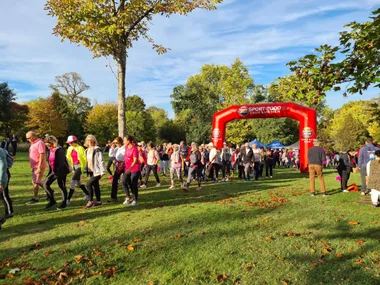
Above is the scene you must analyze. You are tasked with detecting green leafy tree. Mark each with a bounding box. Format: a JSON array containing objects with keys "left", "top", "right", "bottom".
[
  {"left": 45, "top": 0, "right": 222, "bottom": 138},
  {"left": 85, "top": 102, "right": 118, "bottom": 144},
  {"left": 0, "top": 82, "right": 17, "bottom": 136},
  {"left": 252, "top": 118, "right": 299, "bottom": 146},
  {"left": 157, "top": 120, "right": 185, "bottom": 143},
  {"left": 8, "top": 103, "right": 29, "bottom": 139}
]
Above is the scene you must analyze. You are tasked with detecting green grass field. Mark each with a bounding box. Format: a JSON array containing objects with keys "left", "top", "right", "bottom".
[{"left": 0, "top": 153, "right": 379, "bottom": 285}]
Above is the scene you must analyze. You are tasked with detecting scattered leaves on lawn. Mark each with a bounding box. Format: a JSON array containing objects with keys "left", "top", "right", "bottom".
[
  {"left": 280, "top": 280, "right": 289, "bottom": 285},
  {"left": 132, "top": 238, "right": 143, "bottom": 243},
  {"left": 6, "top": 274, "right": 14, "bottom": 278},
  {"left": 322, "top": 248, "right": 333, "bottom": 254},
  {"left": 355, "top": 240, "right": 365, "bottom": 244},
  {"left": 127, "top": 244, "right": 135, "bottom": 251},
  {"left": 217, "top": 274, "right": 228, "bottom": 283},
  {"left": 37, "top": 221, "right": 45, "bottom": 225},
  {"left": 336, "top": 253, "right": 344, "bottom": 258},
  {"left": 44, "top": 250, "right": 54, "bottom": 256},
  {"left": 24, "top": 278, "right": 38, "bottom": 284},
  {"left": 200, "top": 232, "right": 206, "bottom": 236},
  {"left": 349, "top": 221, "right": 359, "bottom": 225},
  {"left": 281, "top": 232, "right": 301, "bottom": 237},
  {"left": 310, "top": 263, "right": 319, "bottom": 268},
  {"left": 243, "top": 262, "right": 256, "bottom": 271},
  {"left": 265, "top": 236, "right": 273, "bottom": 241},
  {"left": 176, "top": 234, "right": 182, "bottom": 239},
  {"left": 29, "top": 243, "right": 41, "bottom": 251}
]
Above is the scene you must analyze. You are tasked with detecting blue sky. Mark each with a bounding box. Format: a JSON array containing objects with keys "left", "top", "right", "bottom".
[{"left": 1, "top": 0, "right": 380, "bottom": 118}]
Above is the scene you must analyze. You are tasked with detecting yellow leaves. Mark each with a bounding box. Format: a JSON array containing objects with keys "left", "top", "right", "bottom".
[
  {"left": 322, "top": 248, "right": 333, "bottom": 254},
  {"left": 132, "top": 238, "right": 143, "bottom": 243},
  {"left": 127, "top": 244, "right": 135, "bottom": 251},
  {"left": 280, "top": 280, "right": 289, "bottom": 285},
  {"left": 243, "top": 262, "right": 256, "bottom": 271},
  {"left": 176, "top": 234, "right": 182, "bottom": 239},
  {"left": 310, "top": 248, "right": 316, "bottom": 254},
  {"left": 265, "top": 236, "right": 273, "bottom": 241},
  {"left": 355, "top": 240, "right": 365, "bottom": 244},
  {"left": 336, "top": 253, "right": 344, "bottom": 258},
  {"left": 310, "top": 263, "right": 319, "bottom": 268},
  {"left": 77, "top": 220, "right": 88, "bottom": 227},
  {"left": 349, "top": 221, "right": 360, "bottom": 225}
]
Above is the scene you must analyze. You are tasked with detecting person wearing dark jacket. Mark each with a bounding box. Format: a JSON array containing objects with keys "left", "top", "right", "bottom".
[
  {"left": 10, "top": 135, "right": 18, "bottom": 157},
  {"left": 308, "top": 139, "right": 328, "bottom": 197},
  {"left": 184, "top": 143, "right": 202, "bottom": 191},
  {"left": 337, "top": 150, "right": 356, "bottom": 192},
  {"left": 1, "top": 138, "right": 9, "bottom": 153},
  {"left": 265, "top": 148, "right": 274, "bottom": 178},
  {"left": 43, "top": 136, "right": 71, "bottom": 210},
  {"left": 241, "top": 142, "right": 253, "bottom": 181},
  {"left": 358, "top": 137, "right": 379, "bottom": 195}
]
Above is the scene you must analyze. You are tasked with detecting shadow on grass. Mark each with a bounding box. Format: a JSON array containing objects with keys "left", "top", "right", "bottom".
[{"left": 287, "top": 224, "right": 380, "bottom": 285}]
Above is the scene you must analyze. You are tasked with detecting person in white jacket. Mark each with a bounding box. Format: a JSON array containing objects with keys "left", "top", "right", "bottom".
[{"left": 366, "top": 150, "right": 380, "bottom": 207}]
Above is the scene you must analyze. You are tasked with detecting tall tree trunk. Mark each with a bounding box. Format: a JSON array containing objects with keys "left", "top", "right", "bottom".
[{"left": 117, "top": 53, "right": 127, "bottom": 138}]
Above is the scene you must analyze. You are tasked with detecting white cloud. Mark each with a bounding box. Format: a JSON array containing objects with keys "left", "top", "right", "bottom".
[{"left": 0, "top": 0, "right": 379, "bottom": 118}]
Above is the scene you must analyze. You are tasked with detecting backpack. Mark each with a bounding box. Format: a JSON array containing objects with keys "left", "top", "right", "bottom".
[{"left": 5, "top": 150, "right": 14, "bottom": 169}]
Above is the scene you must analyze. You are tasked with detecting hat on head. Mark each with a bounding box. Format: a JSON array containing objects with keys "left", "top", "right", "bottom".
[
  {"left": 208, "top": 142, "right": 214, "bottom": 147},
  {"left": 66, "top": 135, "right": 78, "bottom": 144}
]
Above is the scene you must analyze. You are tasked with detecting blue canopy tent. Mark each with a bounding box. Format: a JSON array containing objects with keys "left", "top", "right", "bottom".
[
  {"left": 248, "top": 139, "right": 267, "bottom": 148},
  {"left": 267, "top": 140, "right": 284, "bottom": 149}
]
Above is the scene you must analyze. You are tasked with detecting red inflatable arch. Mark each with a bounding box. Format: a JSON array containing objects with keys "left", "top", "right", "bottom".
[{"left": 211, "top": 103, "right": 317, "bottom": 173}]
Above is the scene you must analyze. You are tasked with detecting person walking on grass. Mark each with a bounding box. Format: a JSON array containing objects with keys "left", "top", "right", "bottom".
[
  {"left": 160, "top": 143, "right": 170, "bottom": 176},
  {"left": 108, "top": 137, "right": 125, "bottom": 203},
  {"left": 25, "top": 131, "right": 46, "bottom": 205},
  {"left": 141, "top": 142, "right": 161, "bottom": 189},
  {"left": 252, "top": 144, "right": 261, "bottom": 180},
  {"left": 358, "top": 137, "right": 379, "bottom": 196},
  {"left": 308, "top": 139, "right": 328, "bottom": 197},
  {"left": 0, "top": 147, "right": 9, "bottom": 230},
  {"left": 241, "top": 142, "right": 253, "bottom": 182},
  {"left": 169, "top": 144, "right": 184, "bottom": 190},
  {"left": 0, "top": 146, "right": 13, "bottom": 220},
  {"left": 137, "top": 143, "right": 147, "bottom": 186},
  {"left": 84, "top": 135, "right": 105, "bottom": 208},
  {"left": 66, "top": 135, "right": 89, "bottom": 204},
  {"left": 337, "top": 150, "right": 356, "bottom": 192},
  {"left": 208, "top": 143, "right": 220, "bottom": 183},
  {"left": 106, "top": 141, "right": 117, "bottom": 181},
  {"left": 221, "top": 142, "right": 232, "bottom": 182},
  {"left": 122, "top": 136, "right": 140, "bottom": 207},
  {"left": 184, "top": 143, "right": 202, "bottom": 192},
  {"left": 43, "top": 136, "right": 71, "bottom": 210},
  {"left": 367, "top": 150, "right": 380, "bottom": 207}
]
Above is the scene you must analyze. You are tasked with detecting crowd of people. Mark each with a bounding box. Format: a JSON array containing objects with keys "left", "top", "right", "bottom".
[{"left": 0, "top": 132, "right": 379, "bottom": 231}]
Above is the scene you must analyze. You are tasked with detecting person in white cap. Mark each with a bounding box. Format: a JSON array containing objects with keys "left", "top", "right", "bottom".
[{"left": 66, "top": 135, "right": 89, "bottom": 204}]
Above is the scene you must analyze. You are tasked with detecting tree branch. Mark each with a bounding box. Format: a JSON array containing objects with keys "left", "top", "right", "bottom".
[{"left": 125, "top": 7, "right": 154, "bottom": 39}]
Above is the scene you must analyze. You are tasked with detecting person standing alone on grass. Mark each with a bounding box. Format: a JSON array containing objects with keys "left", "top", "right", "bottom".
[
  {"left": 0, "top": 147, "right": 9, "bottom": 230},
  {"left": 358, "top": 137, "right": 379, "bottom": 196},
  {"left": 84, "top": 135, "right": 105, "bottom": 208},
  {"left": 43, "top": 136, "right": 71, "bottom": 210},
  {"left": 66, "top": 135, "right": 89, "bottom": 204},
  {"left": 366, "top": 150, "right": 380, "bottom": 207},
  {"left": 25, "top": 131, "right": 46, "bottom": 205},
  {"left": 308, "top": 139, "right": 328, "bottom": 197}
]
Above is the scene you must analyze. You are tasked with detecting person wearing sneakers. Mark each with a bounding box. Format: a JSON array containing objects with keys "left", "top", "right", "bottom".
[
  {"left": 208, "top": 143, "right": 220, "bottom": 182},
  {"left": 25, "top": 131, "right": 46, "bottom": 205},
  {"left": 109, "top": 137, "right": 125, "bottom": 202},
  {"left": 43, "top": 136, "right": 71, "bottom": 210},
  {"left": 366, "top": 150, "right": 380, "bottom": 207},
  {"left": 0, "top": 147, "right": 10, "bottom": 230},
  {"left": 184, "top": 143, "right": 202, "bottom": 192},
  {"left": 337, "top": 150, "right": 356, "bottom": 192},
  {"left": 241, "top": 142, "right": 253, "bottom": 182},
  {"left": 122, "top": 136, "right": 140, "bottom": 207},
  {"left": 84, "top": 135, "right": 105, "bottom": 208},
  {"left": 308, "top": 139, "right": 328, "bottom": 197},
  {"left": 169, "top": 144, "right": 185, "bottom": 190},
  {"left": 141, "top": 142, "right": 161, "bottom": 189},
  {"left": 358, "top": 137, "right": 379, "bottom": 195},
  {"left": 106, "top": 141, "right": 117, "bottom": 181},
  {"left": 265, "top": 148, "right": 274, "bottom": 178},
  {"left": 137, "top": 143, "right": 147, "bottom": 186},
  {"left": 66, "top": 135, "right": 89, "bottom": 204}
]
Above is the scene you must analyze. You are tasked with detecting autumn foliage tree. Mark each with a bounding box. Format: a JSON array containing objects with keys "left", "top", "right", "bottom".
[
  {"left": 85, "top": 102, "right": 118, "bottom": 144},
  {"left": 26, "top": 96, "right": 68, "bottom": 139},
  {"left": 45, "top": 0, "right": 222, "bottom": 138}
]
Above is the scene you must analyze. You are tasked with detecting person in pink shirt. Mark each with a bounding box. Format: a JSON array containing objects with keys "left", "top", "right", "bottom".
[
  {"left": 140, "top": 141, "right": 160, "bottom": 189},
  {"left": 25, "top": 131, "right": 47, "bottom": 204},
  {"left": 122, "top": 136, "right": 140, "bottom": 207}
]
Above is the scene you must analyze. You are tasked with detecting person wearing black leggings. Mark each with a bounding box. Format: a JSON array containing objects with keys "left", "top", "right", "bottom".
[
  {"left": 122, "top": 136, "right": 141, "bottom": 207},
  {"left": 43, "top": 136, "right": 71, "bottom": 210},
  {"left": 141, "top": 142, "right": 160, "bottom": 188},
  {"left": 84, "top": 135, "right": 105, "bottom": 208},
  {"left": 265, "top": 148, "right": 274, "bottom": 178},
  {"left": 337, "top": 150, "right": 356, "bottom": 192},
  {"left": 109, "top": 137, "right": 125, "bottom": 202}
]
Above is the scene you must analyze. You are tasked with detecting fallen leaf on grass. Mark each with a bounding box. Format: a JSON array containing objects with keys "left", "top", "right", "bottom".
[
  {"left": 280, "top": 280, "right": 289, "bottom": 285},
  {"left": 349, "top": 221, "right": 359, "bottom": 225},
  {"left": 310, "top": 248, "right": 316, "bottom": 253},
  {"left": 265, "top": 236, "right": 273, "bottom": 241},
  {"left": 310, "top": 263, "right": 319, "bottom": 268},
  {"left": 61, "top": 249, "right": 68, "bottom": 254},
  {"left": 176, "top": 234, "right": 182, "bottom": 239},
  {"left": 37, "top": 221, "right": 45, "bottom": 225},
  {"left": 77, "top": 220, "right": 88, "bottom": 227},
  {"left": 24, "top": 278, "right": 37, "bottom": 284},
  {"left": 322, "top": 248, "right": 333, "bottom": 254},
  {"left": 6, "top": 274, "right": 14, "bottom": 278},
  {"left": 281, "top": 232, "right": 301, "bottom": 237},
  {"left": 355, "top": 240, "right": 365, "bottom": 244},
  {"left": 29, "top": 243, "right": 41, "bottom": 251},
  {"left": 319, "top": 259, "right": 328, "bottom": 264},
  {"left": 217, "top": 274, "right": 228, "bottom": 283},
  {"left": 127, "top": 244, "right": 135, "bottom": 251},
  {"left": 200, "top": 232, "right": 206, "bottom": 236},
  {"left": 354, "top": 260, "right": 363, "bottom": 265},
  {"left": 243, "top": 262, "right": 256, "bottom": 271},
  {"left": 132, "top": 238, "right": 143, "bottom": 243},
  {"left": 103, "top": 266, "right": 117, "bottom": 278},
  {"left": 44, "top": 250, "right": 54, "bottom": 256}
]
